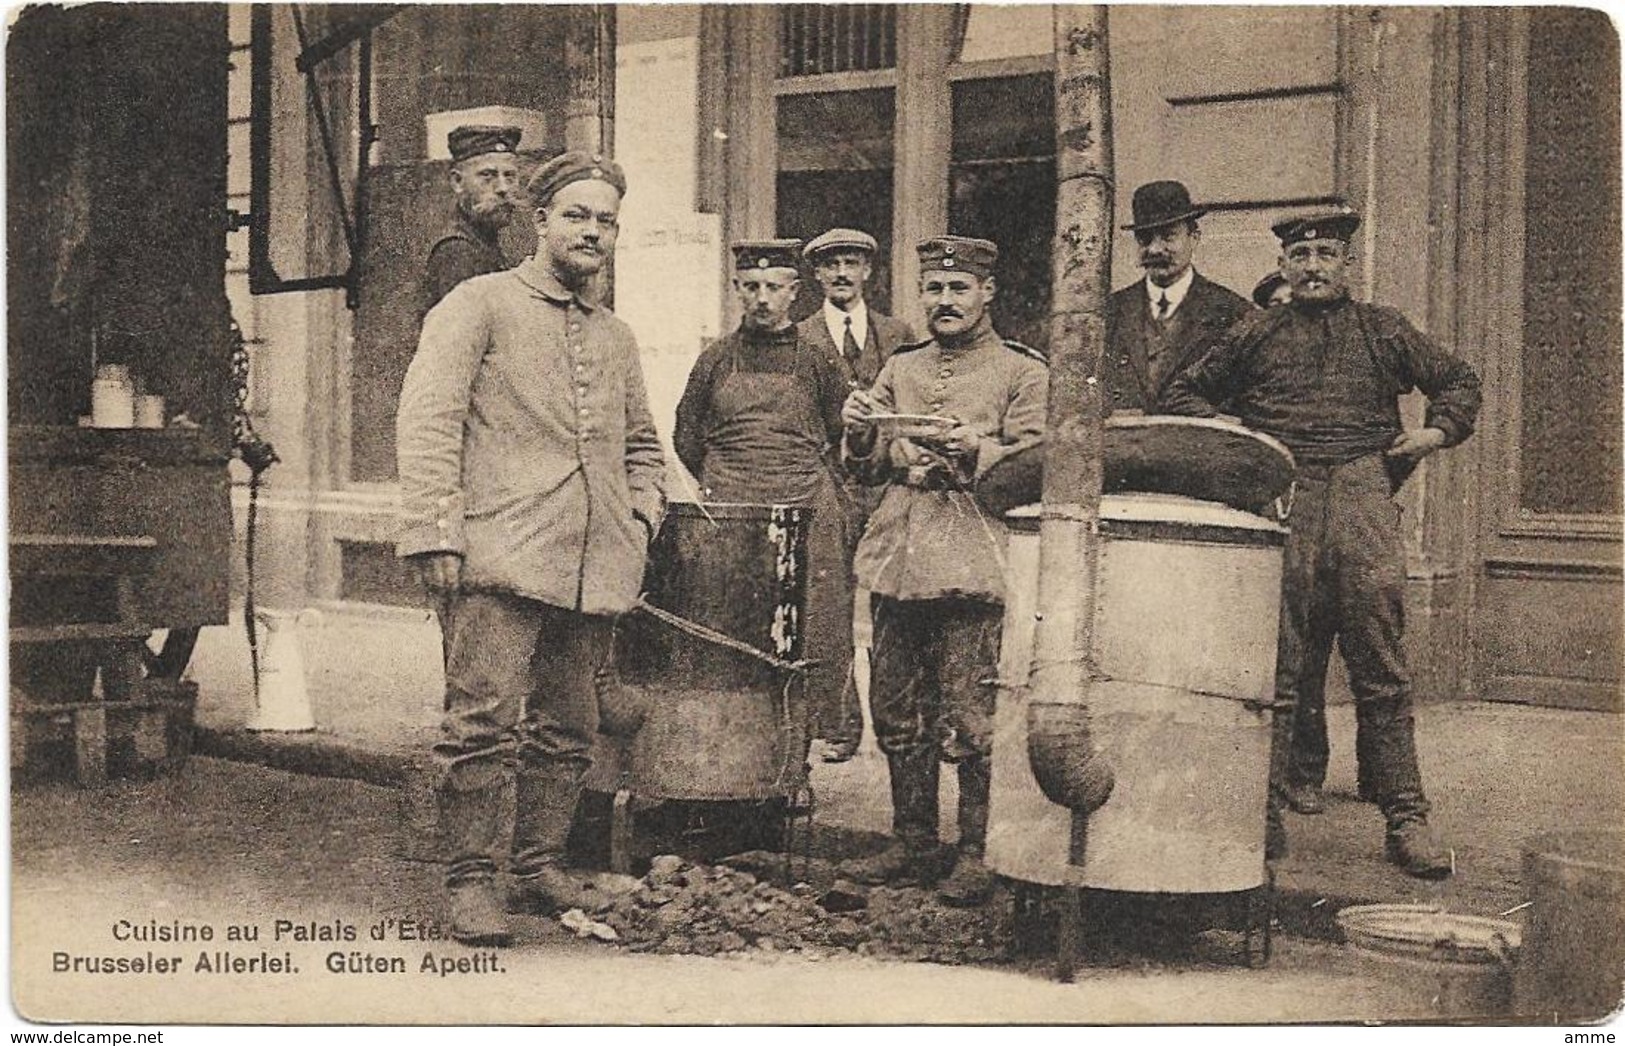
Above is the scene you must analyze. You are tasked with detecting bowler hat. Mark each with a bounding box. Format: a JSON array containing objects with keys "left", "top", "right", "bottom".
[{"left": 1122, "top": 180, "right": 1207, "bottom": 232}]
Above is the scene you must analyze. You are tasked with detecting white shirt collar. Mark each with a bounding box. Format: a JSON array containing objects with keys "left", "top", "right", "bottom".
[
  {"left": 1146, "top": 266, "right": 1196, "bottom": 317},
  {"left": 823, "top": 298, "right": 869, "bottom": 351}
]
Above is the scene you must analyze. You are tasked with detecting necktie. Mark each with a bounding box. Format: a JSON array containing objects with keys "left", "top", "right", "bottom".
[
  {"left": 1156, "top": 292, "right": 1172, "bottom": 321},
  {"left": 842, "top": 315, "right": 861, "bottom": 363}
]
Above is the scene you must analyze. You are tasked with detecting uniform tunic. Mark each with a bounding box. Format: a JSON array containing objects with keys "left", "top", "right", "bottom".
[
  {"left": 397, "top": 256, "right": 667, "bottom": 617},
  {"left": 844, "top": 319, "right": 1047, "bottom": 764},
  {"left": 421, "top": 210, "right": 509, "bottom": 319},
  {"left": 1163, "top": 294, "right": 1481, "bottom": 822},
  {"left": 846, "top": 322, "right": 1048, "bottom": 603},
  {"left": 672, "top": 324, "right": 853, "bottom": 738}
]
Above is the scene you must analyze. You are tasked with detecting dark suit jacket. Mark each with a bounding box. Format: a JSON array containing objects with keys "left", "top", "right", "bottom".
[
  {"left": 797, "top": 305, "right": 916, "bottom": 548},
  {"left": 797, "top": 306, "right": 916, "bottom": 391},
  {"left": 1102, "top": 272, "right": 1252, "bottom": 413}
]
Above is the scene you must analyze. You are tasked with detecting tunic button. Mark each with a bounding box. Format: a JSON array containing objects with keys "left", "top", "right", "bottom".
[
  {"left": 436, "top": 519, "right": 450, "bottom": 530},
  {"left": 1119, "top": 356, "right": 1130, "bottom": 365}
]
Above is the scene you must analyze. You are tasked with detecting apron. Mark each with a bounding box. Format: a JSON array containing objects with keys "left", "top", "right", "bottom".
[{"left": 700, "top": 347, "right": 855, "bottom": 740}]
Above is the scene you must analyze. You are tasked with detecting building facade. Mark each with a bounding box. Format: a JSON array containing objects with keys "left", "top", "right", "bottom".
[{"left": 231, "top": 5, "right": 1621, "bottom": 711}]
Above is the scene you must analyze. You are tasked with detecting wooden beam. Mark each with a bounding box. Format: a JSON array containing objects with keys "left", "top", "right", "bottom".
[{"left": 890, "top": 4, "right": 954, "bottom": 332}]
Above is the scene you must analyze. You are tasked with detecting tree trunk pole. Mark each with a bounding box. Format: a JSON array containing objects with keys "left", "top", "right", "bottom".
[{"left": 1033, "top": 6, "right": 1114, "bottom": 874}]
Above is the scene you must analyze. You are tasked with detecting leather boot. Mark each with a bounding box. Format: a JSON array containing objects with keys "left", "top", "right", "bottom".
[
  {"left": 447, "top": 879, "right": 512, "bottom": 946},
  {"left": 840, "top": 747, "right": 940, "bottom": 885},
  {"left": 439, "top": 775, "right": 512, "bottom": 945},
  {"left": 1386, "top": 819, "right": 1453, "bottom": 879},
  {"left": 509, "top": 760, "right": 594, "bottom": 913},
  {"left": 1360, "top": 697, "right": 1451, "bottom": 878},
  {"left": 938, "top": 758, "right": 994, "bottom": 906}
]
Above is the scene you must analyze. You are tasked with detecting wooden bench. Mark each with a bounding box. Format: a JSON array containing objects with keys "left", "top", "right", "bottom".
[{"left": 8, "top": 532, "right": 188, "bottom": 784}]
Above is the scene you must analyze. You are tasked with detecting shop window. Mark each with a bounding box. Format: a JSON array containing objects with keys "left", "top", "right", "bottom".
[
  {"left": 948, "top": 74, "right": 1055, "bottom": 352},
  {"left": 779, "top": 5, "right": 896, "bottom": 77},
  {"left": 776, "top": 88, "right": 897, "bottom": 318}
]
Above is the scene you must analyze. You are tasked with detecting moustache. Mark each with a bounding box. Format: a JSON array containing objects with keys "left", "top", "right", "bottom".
[{"left": 931, "top": 308, "right": 963, "bottom": 321}]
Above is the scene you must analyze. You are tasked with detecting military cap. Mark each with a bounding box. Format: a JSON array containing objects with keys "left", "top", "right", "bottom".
[
  {"left": 917, "top": 236, "right": 999, "bottom": 279},
  {"left": 447, "top": 124, "right": 522, "bottom": 164},
  {"left": 731, "top": 239, "right": 803, "bottom": 271},
  {"left": 1122, "top": 180, "right": 1206, "bottom": 232},
  {"left": 803, "top": 227, "right": 878, "bottom": 260},
  {"left": 1272, "top": 209, "right": 1361, "bottom": 247},
  {"left": 527, "top": 150, "right": 628, "bottom": 206},
  {"left": 1252, "top": 271, "right": 1290, "bottom": 308}
]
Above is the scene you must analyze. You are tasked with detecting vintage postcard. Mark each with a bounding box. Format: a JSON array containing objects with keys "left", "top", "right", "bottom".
[{"left": 8, "top": 2, "right": 1622, "bottom": 1028}]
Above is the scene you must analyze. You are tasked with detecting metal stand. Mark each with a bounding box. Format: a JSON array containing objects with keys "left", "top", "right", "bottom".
[{"left": 1242, "top": 865, "right": 1277, "bottom": 968}]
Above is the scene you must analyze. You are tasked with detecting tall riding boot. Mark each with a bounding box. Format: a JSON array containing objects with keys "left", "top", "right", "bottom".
[
  {"left": 510, "top": 759, "right": 594, "bottom": 913},
  {"left": 440, "top": 774, "right": 512, "bottom": 945},
  {"left": 841, "top": 747, "right": 940, "bottom": 885},
  {"left": 1360, "top": 697, "right": 1451, "bottom": 879},
  {"left": 938, "top": 758, "right": 995, "bottom": 907}
]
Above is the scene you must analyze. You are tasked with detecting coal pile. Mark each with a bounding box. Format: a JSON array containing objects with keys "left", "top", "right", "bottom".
[{"left": 585, "top": 854, "right": 1010, "bottom": 963}]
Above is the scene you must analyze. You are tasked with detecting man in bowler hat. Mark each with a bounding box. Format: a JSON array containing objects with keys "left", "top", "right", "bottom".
[
  {"left": 1164, "top": 210, "right": 1481, "bottom": 879},
  {"left": 421, "top": 124, "right": 524, "bottom": 317},
  {"left": 1102, "top": 180, "right": 1252, "bottom": 414}
]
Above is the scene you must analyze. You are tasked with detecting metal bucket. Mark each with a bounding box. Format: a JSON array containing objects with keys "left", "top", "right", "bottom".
[
  {"left": 586, "top": 502, "right": 811, "bottom": 801},
  {"left": 1338, "top": 904, "right": 1520, "bottom": 1019},
  {"left": 987, "top": 493, "right": 1285, "bottom": 891},
  {"left": 1513, "top": 828, "right": 1625, "bottom": 1023}
]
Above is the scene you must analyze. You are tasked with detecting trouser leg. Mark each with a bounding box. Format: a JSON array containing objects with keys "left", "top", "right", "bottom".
[
  {"left": 436, "top": 592, "right": 537, "bottom": 884},
  {"left": 1331, "top": 457, "right": 1429, "bottom": 827},
  {"left": 934, "top": 600, "right": 1002, "bottom": 854},
  {"left": 512, "top": 605, "right": 611, "bottom": 875},
  {"left": 1280, "top": 473, "right": 1337, "bottom": 788},
  {"left": 869, "top": 596, "right": 941, "bottom": 846}
]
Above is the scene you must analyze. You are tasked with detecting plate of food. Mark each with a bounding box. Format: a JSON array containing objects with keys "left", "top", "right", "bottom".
[{"left": 868, "top": 413, "right": 959, "bottom": 442}]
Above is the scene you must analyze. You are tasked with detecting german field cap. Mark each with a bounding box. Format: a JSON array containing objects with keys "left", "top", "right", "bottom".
[
  {"left": 804, "top": 227, "right": 878, "bottom": 260},
  {"left": 731, "top": 239, "right": 803, "bottom": 272},
  {"left": 1122, "top": 180, "right": 1207, "bottom": 231},
  {"left": 1272, "top": 209, "right": 1361, "bottom": 247},
  {"left": 1252, "top": 271, "right": 1290, "bottom": 308},
  {"left": 447, "top": 125, "right": 521, "bottom": 164},
  {"left": 916, "top": 236, "right": 998, "bottom": 279},
  {"left": 527, "top": 150, "right": 627, "bottom": 206}
]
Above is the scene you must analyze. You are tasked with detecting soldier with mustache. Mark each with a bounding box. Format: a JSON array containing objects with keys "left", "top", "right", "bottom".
[
  {"left": 421, "top": 125, "right": 523, "bottom": 319},
  {"left": 838, "top": 236, "right": 1047, "bottom": 906},
  {"left": 1164, "top": 210, "right": 1481, "bottom": 879}
]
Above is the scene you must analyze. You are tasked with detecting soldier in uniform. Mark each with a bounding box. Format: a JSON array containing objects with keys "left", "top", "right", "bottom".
[
  {"left": 421, "top": 124, "right": 523, "bottom": 317},
  {"left": 1102, "top": 181, "right": 1253, "bottom": 414},
  {"left": 796, "top": 228, "right": 917, "bottom": 761},
  {"left": 397, "top": 151, "right": 666, "bottom": 943},
  {"left": 673, "top": 240, "right": 853, "bottom": 756},
  {"left": 1164, "top": 210, "right": 1481, "bottom": 878},
  {"left": 838, "top": 236, "right": 1048, "bottom": 906}
]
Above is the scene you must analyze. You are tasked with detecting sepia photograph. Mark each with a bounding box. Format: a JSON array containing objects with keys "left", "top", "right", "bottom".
[{"left": 6, "top": 2, "right": 1623, "bottom": 1029}]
